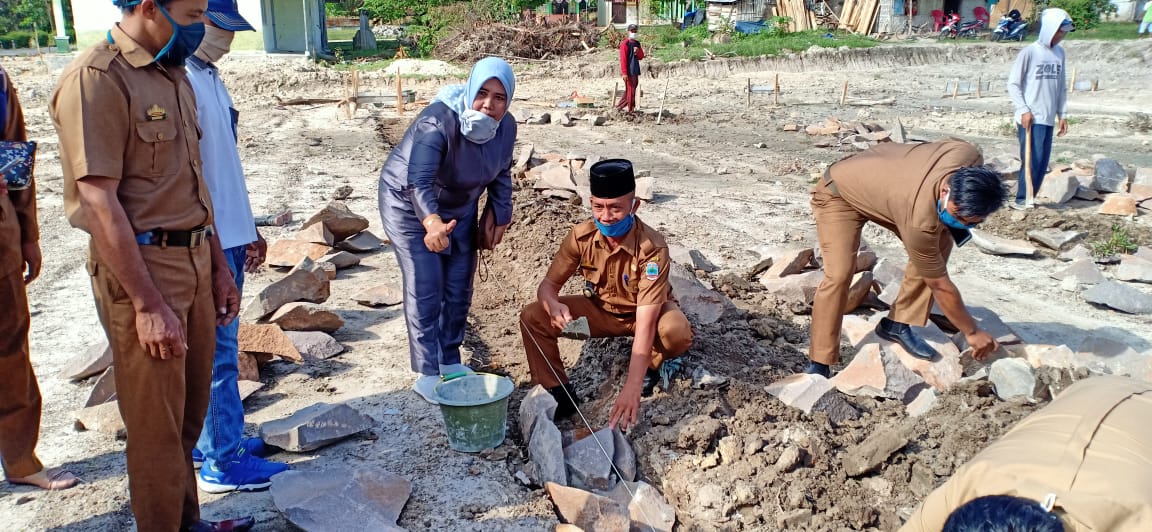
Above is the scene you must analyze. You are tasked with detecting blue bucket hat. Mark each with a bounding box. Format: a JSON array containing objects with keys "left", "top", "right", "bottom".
[{"left": 208, "top": 0, "right": 255, "bottom": 31}]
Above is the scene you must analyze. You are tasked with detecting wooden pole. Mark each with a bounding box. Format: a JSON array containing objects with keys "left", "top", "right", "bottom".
[
  {"left": 612, "top": 81, "right": 618, "bottom": 106},
  {"left": 657, "top": 76, "right": 671, "bottom": 124},
  {"left": 1024, "top": 126, "right": 1034, "bottom": 207},
  {"left": 351, "top": 69, "right": 360, "bottom": 116},
  {"left": 952, "top": 79, "right": 960, "bottom": 100},
  {"left": 1091, "top": 79, "right": 1099, "bottom": 92},
  {"left": 344, "top": 72, "right": 353, "bottom": 120},
  {"left": 774, "top": 73, "right": 780, "bottom": 106},
  {"left": 976, "top": 77, "right": 981, "bottom": 99},
  {"left": 746, "top": 78, "right": 752, "bottom": 107},
  {"left": 840, "top": 80, "right": 848, "bottom": 106},
  {"left": 1069, "top": 68, "right": 1077, "bottom": 93},
  {"left": 395, "top": 69, "right": 404, "bottom": 116}
]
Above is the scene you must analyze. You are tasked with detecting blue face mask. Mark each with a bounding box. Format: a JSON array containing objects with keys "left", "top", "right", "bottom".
[
  {"left": 937, "top": 192, "right": 974, "bottom": 230},
  {"left": 594, "top": 213, "right": 635, "bottom": 238},
  {"left": 155, "top": 4, "right": 206, "bottom": 67}
]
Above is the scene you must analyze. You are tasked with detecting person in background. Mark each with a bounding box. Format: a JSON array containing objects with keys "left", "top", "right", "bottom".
[
  {"left": 616, "top": 24, "right": 645, "bottom": 113},
  {"left": 0, "top": 64, "right": 80, "bottom": 493},
  {"left": 1006, "top": 8, "right": 1073, "bottom": 210},
  {"left": 377, "top": 58, "right": 516, "bottom": 404},
  {"left": 184, "top": 0, "right": 287, "bottom": 494},
  {"left": 1140, "top": 4, "right": 1152, "bottom": 38}
]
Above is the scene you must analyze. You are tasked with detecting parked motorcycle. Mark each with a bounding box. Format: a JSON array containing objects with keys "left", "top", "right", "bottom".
[
  {"left": 938, "top": 13, "right": 986, "bottom": 39},
  {"left": 991, "top": 10, "right": 1028, "bottom": 41}
]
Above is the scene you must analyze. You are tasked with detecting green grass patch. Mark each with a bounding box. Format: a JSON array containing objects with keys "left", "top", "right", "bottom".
[
  {"left": 648, "top": 28, "right": 877, "bottom": 62},
  {"left": 1064, "top": 22, "right": 1141, "bottom": 40}
]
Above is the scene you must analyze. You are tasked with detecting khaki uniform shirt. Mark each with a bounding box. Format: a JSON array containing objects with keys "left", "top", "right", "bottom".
[
  {"left": 544, "top": 217, "right": 672, "bottom": 315},
  {"left": 50, "top": 25, "right": 212, "bottom": 235},
  {"left": 1, "top": 66, "right": 37, "bottom": 278},
  {"left": 828, "top": 139, "right": 982, "bottom": 278},
  {"left": 901, "top": 375, "right": 1152, "bottom": 532}
]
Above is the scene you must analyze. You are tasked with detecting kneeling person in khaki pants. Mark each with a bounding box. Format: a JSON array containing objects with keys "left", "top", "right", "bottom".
[{"left": 520, "top": 159, "right": 693, "bottom": 431}]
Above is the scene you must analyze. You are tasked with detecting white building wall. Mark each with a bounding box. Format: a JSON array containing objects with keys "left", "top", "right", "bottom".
[{"left": 71, "top": 0, "right": 264, "bottom": 33}]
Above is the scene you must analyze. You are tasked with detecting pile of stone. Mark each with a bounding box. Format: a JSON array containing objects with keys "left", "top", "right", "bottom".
[
  {"left": 514, "top": 144, "right": 656, "bottom": 205},
  {"left": 520, "top": 109, "right": 609, "bottom": 128},
  {"left": 519, "top": 386, "right": 676, "bottom": 532},
  {"left": 785, "top": 117, "right": 908, "bottom": 151},
  {"left": 754, "top": 245, "right": 886, "bottom": 313},
  {"left": 987, "top": 154, "right": 1152, "bottom": 216}
]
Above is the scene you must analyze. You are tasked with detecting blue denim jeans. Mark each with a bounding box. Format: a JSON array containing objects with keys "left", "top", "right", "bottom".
[
  {"left": 195, "top": 245, "right": 246, "bottom": 468},
  {"left": 1016, "top": 123, "right": 1054, "bottom": 204}
]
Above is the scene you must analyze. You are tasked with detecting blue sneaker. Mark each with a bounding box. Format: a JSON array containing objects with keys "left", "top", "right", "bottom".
[
  {"left": 197, "top": 449, "right": 289, "bottom": 494},
  {"left": 193, "top": 438, "right": 269, "bottom": 470}
]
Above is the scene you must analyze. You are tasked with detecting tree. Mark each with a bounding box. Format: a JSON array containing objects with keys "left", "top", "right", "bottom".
[{"left": 0, "top": 0, "right": 52, "bottom": 33}]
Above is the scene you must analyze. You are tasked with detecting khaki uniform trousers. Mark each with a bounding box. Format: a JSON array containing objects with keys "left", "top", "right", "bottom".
[
  {"left": 89, "top": 241, "right": 215, "bottom": 532},
  {"left": 810, "top": 180, "right": 952, "bottom": 365},
  {"left": 520, "top": 296, "right": 694, "bottom": 388},
  {"left": 0, "top": 269, "right": 44, "bottom": 480}
]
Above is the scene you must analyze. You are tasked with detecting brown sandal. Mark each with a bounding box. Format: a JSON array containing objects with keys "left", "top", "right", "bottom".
[{"left": 7, "top": 468, "right": 80, "bottom": 490}]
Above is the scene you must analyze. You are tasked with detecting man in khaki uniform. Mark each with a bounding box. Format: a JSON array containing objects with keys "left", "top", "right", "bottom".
[
  {"left": 49, "top": 1, "right": 248, "bottom": 531},
  {"left": 806, "top": 140, "right": 1006, "bottom": 377},
  {"left": 901, "top": 375, "right": 1152, "bottom": 532},
  {"left": 0, "top": 66, "right": 80, "bottom": 491},
  {"left": 521, "top": 159, "right": 693, "bottom": 430}
]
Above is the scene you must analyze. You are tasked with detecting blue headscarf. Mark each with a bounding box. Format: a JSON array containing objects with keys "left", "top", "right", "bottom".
[{"left": 433, "top": 57, "right": 516, "bottom": 144}]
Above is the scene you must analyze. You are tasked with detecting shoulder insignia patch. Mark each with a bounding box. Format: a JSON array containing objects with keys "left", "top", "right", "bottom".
[{"left": 644, "top": 261, "right": 660, "bottom": 281}]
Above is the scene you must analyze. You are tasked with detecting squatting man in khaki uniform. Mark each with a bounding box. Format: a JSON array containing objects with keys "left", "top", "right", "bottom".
[
  {"left": 806, "top": 140, "right": 1006, "bottom": 378},
  {"left": 50, "top": 0, "right": 251, "bottom": 530},
  {"left": 521, "top": 159, "right": 693, "bottom": 430}
]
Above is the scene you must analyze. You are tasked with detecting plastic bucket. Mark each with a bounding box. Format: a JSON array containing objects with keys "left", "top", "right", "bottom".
[{"left": 434, "top": 373, "right": 515, "bottom": 453}]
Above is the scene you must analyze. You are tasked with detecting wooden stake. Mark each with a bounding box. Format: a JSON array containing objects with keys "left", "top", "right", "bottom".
[
  {"left": 351, "top": 69, "right": 360, "bottom": 117},
  {"left": 1024, "top": 126, "right": 1035, "bottom": 207},
  {"left": 344, "top": 72, "right": 353, "bottom": 120},
  {"left": 976, "top": 77, "right": 981, "bottom": 99},
  {"left": 657, "top": 76, "right": 671, "bottom": 124},
  {"left": 612, "top": 81, "right": 618, "bottom": 105},
  {"left": 840, "top": 80, "right": 848, "bottom": 106},
  {"left": 746, "top": 78, "right": 752, "bottom": 107},
  {"left": 395, "top": 69, "right": 404, "bottom": 116},
  {"left": 1091, "top": 79, "right": 1099, "bottom": 92},
  {"left": 774, "top": 73, "right": 780, "bottom": 106},
  {"left": 1069, "top": 68, "right": 1077, "bottom": 93},
  {"left": 952, "top": 79, "right": 960, "bottom": 100}
]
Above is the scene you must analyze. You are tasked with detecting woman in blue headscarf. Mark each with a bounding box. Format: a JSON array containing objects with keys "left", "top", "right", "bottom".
[{"left": 378, "top": 57, "right": 517, "bottom": 404}]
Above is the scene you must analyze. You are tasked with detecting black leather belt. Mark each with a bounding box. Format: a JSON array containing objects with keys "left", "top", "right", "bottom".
[{"left": 135, "top": 227, "right": 210, "bottom": 248}]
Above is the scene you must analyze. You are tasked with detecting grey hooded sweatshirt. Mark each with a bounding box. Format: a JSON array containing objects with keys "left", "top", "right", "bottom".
[{"left": 1007, "top": 8, "right": 1070, "bottom": 127}]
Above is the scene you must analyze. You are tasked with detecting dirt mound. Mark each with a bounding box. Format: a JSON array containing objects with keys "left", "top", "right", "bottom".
[
  {"left": 434, "top": 22, "right": 602, "bottom": 63},
  {"left": 980, "top": 202, "right": 1152, "bottom": 257}
]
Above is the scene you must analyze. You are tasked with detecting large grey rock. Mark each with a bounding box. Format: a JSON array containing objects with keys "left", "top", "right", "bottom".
[
  {"left": 842, "top": 428, "right": 908, "bottom": 477},
  {"left": 611, "top": 428, "right": 637, "bottom": 482},
  {"left": 1116, "top": 256, "right": 1152, "bottom": 283},
  {"left": 1026, "top": 228, "right": 1085, "bottom": 251},
  {"left": 243, "top": 258, "right": 331, "bottom": 320},
  {"left": 532, "top": 163, "right": 576, "bottom": 191},
  {"left": 84, "top": 366, "right": 117, "bottom": 408},
  {"left": 546, "top": 482, "right": 631, "bottom": 531},
  {"left": 601, "top": 481, "right": 677, "bottom": 532},
  {"left": 319, "top": 251, "right": 361, "bottom": 270},
  {"left": 564, "top": 428, "right": 615, "bottom": 491},
  {"left": 284, "top": 331, "right": 345, "bottom": 361},
  {"left": 1037, "top": 172, "right": 1079, "bottom": 204},
  {"left": 1083, "top": 281, "right": 1152, "bottom": 314},
  {"left": 75, "top": 401, "right": 126, "bottom": 439},
  {"left": 59, "top": 340, "right": 113, "bottom": 381},
  {"left": 1057, "top": 244, "right": 1093, "bottom": 262},
  {"left": 528, "top": 418, "right": 567, "bottom": 487},
  {"left": 759, "top": 248, "right": 815, "bottom": 278},
  {"left": 303, "top": 201, "right": 370, "bottom": 242},
  {"left": 260, "top": 402, "right": 375, "bottom": 452},
  {"left": 518, "top": 385, "right": 557, "bottom": 442},
  {"left": 1050, "top": 259, "right": 1105, "bottom": 286},
  {"left": 989, "top": 358, "right": 1044, "bottom": 401},
  {"left": 1091, "top": 158, "right": 1130, "bottom": 193},
  {"left": 335, "top": 230, "right": 384, "bottom": 252},
  {"left": 760, "top": 269, "right": 824, "bottom": 303},
  {"left": 872, "top": 258, "right": 906, "bottom": 288},
  {"left": 969, "top": 229, "right": 1039, "bottom": 256},
  {"left": 270, "top": 468, "right": 409, "bottom": 532},
  {"left": 830, "top": 344, "right": 887, "bottom": 398},
  {"left": 634, "top": 176, "right": 656, "bottom": 202},
  {"left": 905, "top": 388, "right": 938, "bottom": 417},
  {"left": 765, "top": 374, "right": 834, "bottom": 414},
  {"left": 270, "top": 302, "right": 344, "bottom": 332},
  {"left": 668, "top": 263, "right": 734, "bottom": 325},
  {"left": 1074, "top": 336, "right": 1147, "bottom": 377},
  {"left": 296, "top": 222, "right": 335, "bottom": 246},
  {"left": 266, "top": 240, "right": 334, "bottom": 268},
  {"left": 353, "top": 285, "right": 403, "bottom": 307},
  {"left": 669, "top": 245, "right": 719, "bottom": 273}
]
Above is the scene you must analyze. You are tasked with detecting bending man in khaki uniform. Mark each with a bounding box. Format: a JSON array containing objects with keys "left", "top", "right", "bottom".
[
  {"left": 521, "top": 159, "right": 693, "bottom": 430},
  {"left": 901, "top": 375, "right": 1152, "bottom": 532},
  {"left": 0, "top": 65, "right": 79, "bottom": 491},
  {"left": 806, "top": 140, "right": 1006, "bottom": 377},
  {"left": 50, "top": 1, "right": 248, "bottom": 530}
]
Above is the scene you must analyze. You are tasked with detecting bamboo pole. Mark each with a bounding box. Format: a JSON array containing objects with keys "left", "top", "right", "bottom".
[
  {"left": 657, "top": 76, "right": 671, "bottom": 124},
  {"left": 774, "top": 73, "right": 780, "bottom": 106},
  {"left": 976, "top": 77, "right": 981, "bottom": 99},
  {"left": 952, "top": 79, "right": 960, "bottom": 99},
  {"left": 840, "top": 80, "right": 848, "bottom": 106},
  {"left": 1069, "top": 68, "right": 1077, "bottom": 93}
]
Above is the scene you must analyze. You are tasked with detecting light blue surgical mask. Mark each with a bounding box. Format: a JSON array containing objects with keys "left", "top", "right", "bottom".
[
  {"left": 459, "top": 109, "right": 499, "bottom": 144},
  {"left": 155, "top": 4, "right": 206, "bottom": 68},
  {"left": 937, "top": 192, "right": 973, "bottom": 230},
  {"left": 594, "top": 214, "right": 634, "bottom": 238}
]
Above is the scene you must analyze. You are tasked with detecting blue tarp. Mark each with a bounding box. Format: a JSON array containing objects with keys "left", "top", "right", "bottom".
[{"left": 734, "top": 20, "right": 768, "bottom": 34}]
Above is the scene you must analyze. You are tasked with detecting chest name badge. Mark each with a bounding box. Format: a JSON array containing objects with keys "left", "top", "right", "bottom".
[
  {"left": 644, "top": 261, "right": 660, "bottom": 281},
  {"left": 147, "top": 104, "right": 167, "bottom": 121}
]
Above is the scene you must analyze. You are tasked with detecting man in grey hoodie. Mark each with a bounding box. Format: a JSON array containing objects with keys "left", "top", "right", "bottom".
[{"left": 1007, "top": 8, "right": 1074, "bottom": 210}]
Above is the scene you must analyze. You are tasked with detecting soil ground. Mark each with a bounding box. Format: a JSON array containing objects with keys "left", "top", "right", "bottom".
[{"left": 2, "top": 37, "right": 1151, "bottom": 530}]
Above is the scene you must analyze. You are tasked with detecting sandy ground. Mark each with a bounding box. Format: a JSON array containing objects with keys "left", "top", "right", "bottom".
[{"left": 1, "top": 37, "right": 1151, "bottom": 531}]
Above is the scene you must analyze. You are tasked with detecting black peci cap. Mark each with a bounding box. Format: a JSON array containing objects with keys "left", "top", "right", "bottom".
[{"left": 589, "top": 159, "right": 636, "bottom": 199}]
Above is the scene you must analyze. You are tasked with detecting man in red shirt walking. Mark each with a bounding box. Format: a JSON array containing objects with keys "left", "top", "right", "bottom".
[{"left": 617, "top": 24, "right": 644, "bottom": 113}]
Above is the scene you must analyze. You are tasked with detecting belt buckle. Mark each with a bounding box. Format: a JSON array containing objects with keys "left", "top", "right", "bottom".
[{"left": 189, "top": 228, "right": 206, "bottom": 248}]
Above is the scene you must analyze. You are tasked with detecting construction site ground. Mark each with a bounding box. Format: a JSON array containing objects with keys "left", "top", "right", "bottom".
[{"left": 2, "top": 38, "right": 1152, "bottom": 531}]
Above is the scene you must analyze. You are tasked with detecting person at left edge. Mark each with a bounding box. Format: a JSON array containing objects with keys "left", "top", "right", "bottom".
[
  {"left": 377, "top": 57, "right": 516, "bottom": 404},
  {"left": 185, "top": 0, "right": 288, "bottom": 495},
  {"left": 49, "top": 1, "right": 251, "bottom": 531}
]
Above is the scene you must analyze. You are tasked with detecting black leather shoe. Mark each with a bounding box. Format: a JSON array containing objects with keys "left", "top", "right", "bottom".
[
  {"left": 804, "top": 362, "right": 831, "bottom": 378},
  {"left": 874, "top": 317, "right": 940, "bottom": 361},
  {"left": 184, "top": 517, "right": 255, "bottom": 532},
  {"left": 547, "top": 383, "right": 581, "bottom": 419}
]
